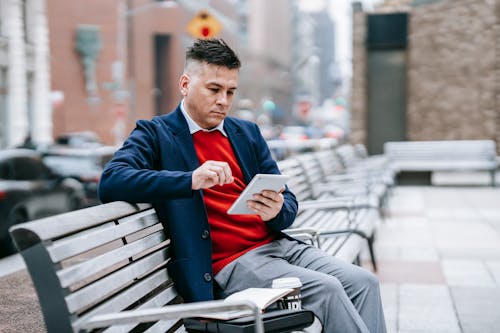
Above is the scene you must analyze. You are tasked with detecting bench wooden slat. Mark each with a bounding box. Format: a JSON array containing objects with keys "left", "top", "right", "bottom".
[
  {"left": 57, "top": 230, "right": 167, "bottom": 288},
  {"left": 326, "top": 235, "right": 364, "bottom": 261},
  {"left": 296, "top": 154, "right": 324, "bottom": 185},
  {"left": 385, "top": 140, "right": 497, "bottom": 162},
  {"left": 74, "top": 268, "right": 176, "bottom": 331},
  {"left": 10, "top": 202, "right": 152, "bottom": 249},
  {"left": 65, "top": 247, "right": 169, "bottom": 313},
  {"left": 141, "top": 319, "right": 183, "bottom": 333},
  {"left": 48, "top": 209, "right": 159, "bottom": 263},
  {"left": 314, "top": 150, "right": 342, "bottom": 177},
  {"left": 293, "top": 209, "right": 327, "bottom": 227}
]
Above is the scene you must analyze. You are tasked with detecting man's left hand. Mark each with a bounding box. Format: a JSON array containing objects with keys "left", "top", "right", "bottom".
[{"left": 247, "top": 187, "right": 285, "bottom": 221}]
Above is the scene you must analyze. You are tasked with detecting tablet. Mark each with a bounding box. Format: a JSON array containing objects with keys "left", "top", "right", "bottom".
[{"left": 227, "top": 174, "right": 290, "bottom": 215}]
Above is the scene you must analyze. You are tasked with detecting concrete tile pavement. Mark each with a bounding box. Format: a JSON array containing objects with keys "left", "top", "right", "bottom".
[{"left": 373, "top": 184, "right": 500, "bottom": 333}]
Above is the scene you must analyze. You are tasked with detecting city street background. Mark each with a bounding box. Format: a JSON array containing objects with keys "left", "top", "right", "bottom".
[{"left": 1, "top": 0, "right": 500, "bottom": 332}]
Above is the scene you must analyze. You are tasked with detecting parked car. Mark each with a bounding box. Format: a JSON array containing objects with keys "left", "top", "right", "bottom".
[
  {"left": 42, "top": 145, "right": 116, "bottom": 205},
  {"left": 54, "top": 131, "right": 102, "bottom": 148},
  {"left": 279, "top": 126, "right": 309, "bottom": 141},
  {"left": 323, "top": 124, "right": 346, "bottom": 140},
  {"left": 0, "top": 149, "right": 86, "bottom": 255}
]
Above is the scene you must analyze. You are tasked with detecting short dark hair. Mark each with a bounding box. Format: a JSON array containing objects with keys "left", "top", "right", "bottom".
[{"left": 186, "top": 38, "right": 241, "bottom": 69}]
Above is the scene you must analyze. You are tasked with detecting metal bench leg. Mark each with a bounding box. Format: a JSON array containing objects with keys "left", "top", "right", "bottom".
[
  {"left": 380, "top": 194, "right": 388, "bottom": 220},
  {"left": 367, "top": 235, "right": 377, "bottom": 272}
]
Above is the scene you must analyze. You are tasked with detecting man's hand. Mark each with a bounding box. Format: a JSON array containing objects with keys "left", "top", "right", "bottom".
[
  {"left": 192, "top": 160, "right": 234, "bottom": 190},
  {"left": 247, "top": 187, "right": 285, "bottom": 221}
]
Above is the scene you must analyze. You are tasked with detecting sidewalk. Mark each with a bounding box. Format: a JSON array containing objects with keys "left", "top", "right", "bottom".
[
  {"left": 1, "top": 173, "right": 499, "bottom": 332},
  {"left": 374, "top": 179, "right": 500, "bottom": 333}
]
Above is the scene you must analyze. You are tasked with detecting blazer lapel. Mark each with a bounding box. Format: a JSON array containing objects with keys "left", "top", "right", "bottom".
[{"left": 166, "top": 107, "right": 200, "bottom": 171}]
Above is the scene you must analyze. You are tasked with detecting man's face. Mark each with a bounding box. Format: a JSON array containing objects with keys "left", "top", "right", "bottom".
[{"left": 180, "top": 62, "right": 238, "bottom": 129}]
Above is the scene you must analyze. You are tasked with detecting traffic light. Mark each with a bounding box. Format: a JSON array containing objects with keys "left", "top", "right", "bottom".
[{"left": 187, "top": 10, "right": 222, "bottom": 39}]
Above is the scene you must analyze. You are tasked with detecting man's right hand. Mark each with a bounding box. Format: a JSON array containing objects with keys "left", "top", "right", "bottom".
[{"left": 192, "top": 160, "right": 234, "bottom": 190}]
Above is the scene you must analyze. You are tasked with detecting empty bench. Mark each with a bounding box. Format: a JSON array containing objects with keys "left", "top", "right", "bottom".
[
  {"left": 9, "top": 202, "right": 271, "bottom": 333},
  {"left": 278, "top": 157, "right": 381, "bottom": 271},
  {"left": 384, "top": 140, "right": 498, "bottom": 186}
]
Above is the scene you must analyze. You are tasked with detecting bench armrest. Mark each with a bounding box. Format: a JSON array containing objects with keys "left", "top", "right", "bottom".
[
  {"left": 299, "top": 197, "right": 376, "bottom": 211},
  {"left": 78, "top": 300, "right": 264, "bottom": 333},
  {"left": 284, "top": 227, "right": 319, "bottom": 245},
  {"left": 318, "top": 229, "right": 369, "bottom": 240},
  {"left": 284, "top": 227, "right": 318, "bottom": 236}
]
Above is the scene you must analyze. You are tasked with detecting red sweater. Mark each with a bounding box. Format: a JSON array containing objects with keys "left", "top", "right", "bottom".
[{"left": 192, "top": 130, "right": 275, "bottom": 275}]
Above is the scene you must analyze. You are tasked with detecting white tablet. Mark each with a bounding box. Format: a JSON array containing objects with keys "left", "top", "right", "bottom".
[{"left": 227, "top": 174, "right": 290, "bottom": 215}]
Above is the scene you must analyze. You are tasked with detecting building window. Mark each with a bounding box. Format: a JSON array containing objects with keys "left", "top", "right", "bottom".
[{"left": 22, "top": 0, "right": 35, "bottom": 44}]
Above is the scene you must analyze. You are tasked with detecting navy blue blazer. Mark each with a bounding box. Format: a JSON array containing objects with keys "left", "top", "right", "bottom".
[{"left": 98, "top": 106, "right": 298, "bottom": 302}]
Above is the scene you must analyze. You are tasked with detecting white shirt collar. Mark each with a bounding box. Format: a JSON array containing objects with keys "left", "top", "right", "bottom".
[{"left": 180, "top": 100, "right": 227, "bottom": 137}]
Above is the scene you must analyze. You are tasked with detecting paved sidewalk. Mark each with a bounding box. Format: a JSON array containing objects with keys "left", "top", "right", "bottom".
[
  {"left": 373, "top": 184, "right": 500, "bottom": 333},
  {"left": 1, "top": 174, "right": 500, "bottom": 332}
]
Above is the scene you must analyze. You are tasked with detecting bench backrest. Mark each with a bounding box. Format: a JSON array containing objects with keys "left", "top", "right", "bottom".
[
  {"left": 9, "top": 202, "right": 180, "bottom": 333},
  {"left": 334, "top": 144, "right": 361, "bottom": 168},
  {"left": 295, "top": 153, "right": 327, "bottom": 188},
  {"left": 278, "top": 158, "right": 315, "bottom": 202},
  {"left": 384, "top": 140, "right": 497, "bottom": 162},
  {"left": 312, "top": 150, "right": 345, "bottom": 179}
]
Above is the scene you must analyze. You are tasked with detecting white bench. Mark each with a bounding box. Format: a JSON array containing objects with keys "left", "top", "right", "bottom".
[
  {"left": 384, "top": 140, "right": 498, "bottom": 186},
  {"left": 8, "top": 202, "right": 312, "bottom": 333},
  {"left": 278, "top": 157, "right": 380, "bottom": 271}
]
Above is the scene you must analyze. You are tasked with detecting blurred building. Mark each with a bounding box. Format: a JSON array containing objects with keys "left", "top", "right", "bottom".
[
  {"left": 351, "top": 0, "right": 500, "bottom": 154},
  {"left": 310, "top": 10, "right": 337, "bottom": 105},
  {"left": 0, "top": 0, "right": 51, "bottom": 148},
  {"left": 235, "top": 0, "right": 294, "bottom": 125},
  {"left": 234, "top": 0, "right": 338, "bottom": 126},
  {"left": 294, "top": 5, "right": 337, "bottom": 108},
  {"left": 4, "top": 0, "right": 343, "bottom": 147},
  {"left": 47, "top": 0, "right": 239, "bottom": 146},
  {"left": 293, "top": 8, "right": 318, "bottom": 111}
]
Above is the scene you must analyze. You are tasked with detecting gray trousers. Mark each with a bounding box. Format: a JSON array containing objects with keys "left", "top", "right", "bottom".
[{"left": 214, "top": 238, "right": 387, "bottom": 333}]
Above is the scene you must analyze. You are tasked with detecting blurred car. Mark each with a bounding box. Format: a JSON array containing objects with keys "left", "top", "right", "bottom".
[
  {"left": 323, "top": 124, "right": 346, "bottom": 140},
  {"left": 0, "top": 149, "right": 85, "bottom": 255},
  {"left": 304, "top": 126, "right": 325, "bottom": 139},
  {"left": 54, "top": 131, "right": 103, "bottom": 148},
  {"left": 279, "top": 126, "right": 309, "bottom": 141},
  {"left": 259, "top": 125, "right": 278, "bottom": 140},
  {"left": 42, "top": 145, "right": 116, "bottom": 205}
]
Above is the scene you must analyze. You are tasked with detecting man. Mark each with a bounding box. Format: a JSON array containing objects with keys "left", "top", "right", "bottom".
[{"left": 99, "top": 38, "right": 386, "bottom": 333}]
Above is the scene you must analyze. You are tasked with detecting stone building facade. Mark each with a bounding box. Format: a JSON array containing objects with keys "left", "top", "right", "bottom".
[
  {"left": 351, "top": 4, "right": 368, "bottom": 147},
  {"left": 351, "top": 0, "right": 500, "bottom": 152}
]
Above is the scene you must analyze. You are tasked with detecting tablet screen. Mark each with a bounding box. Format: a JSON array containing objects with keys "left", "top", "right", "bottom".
[{"left": 227, "top": 174, "right": 290, "bottom": 215}]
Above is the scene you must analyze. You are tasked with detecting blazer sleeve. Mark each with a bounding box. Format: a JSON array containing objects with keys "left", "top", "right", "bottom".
[{"left": 98, "top": 120, "right": 194, "bottom": 204}]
